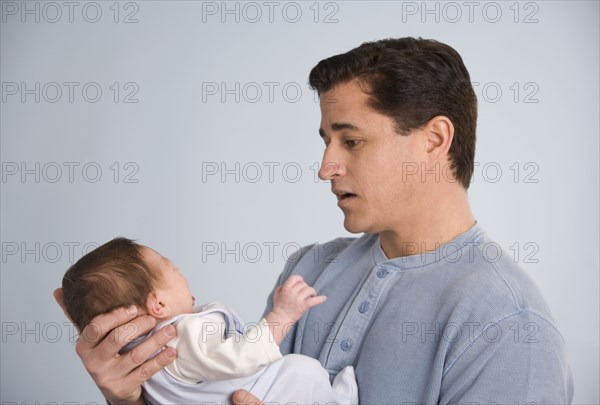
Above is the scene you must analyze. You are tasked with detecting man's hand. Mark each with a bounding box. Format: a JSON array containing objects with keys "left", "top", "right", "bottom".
[
  {"left": 265, "top": 275, "right": 326, "bottom": 345},
  {"left": 53, "top": 288, "right": 177, "bottom": 405},
  {"left": 232, "top": 389, "right": 264, "bottom": 405}
]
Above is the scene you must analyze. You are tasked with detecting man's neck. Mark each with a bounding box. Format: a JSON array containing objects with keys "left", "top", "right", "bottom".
[{"left": 379, "top": 187, "right": 475, "bottom": 259}]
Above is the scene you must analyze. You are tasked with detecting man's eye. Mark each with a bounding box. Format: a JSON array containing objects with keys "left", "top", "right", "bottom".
[{"left": 345, "top": 139, "right": 360, "bottom": 147}]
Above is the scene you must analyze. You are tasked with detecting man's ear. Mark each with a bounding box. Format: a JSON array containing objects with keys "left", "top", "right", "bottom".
[
  {"left": 424, "top": 115, "right": 454, "bottom": 165},
  {"left": 145, "top": 291, "right": 170, "bottom": 318}
]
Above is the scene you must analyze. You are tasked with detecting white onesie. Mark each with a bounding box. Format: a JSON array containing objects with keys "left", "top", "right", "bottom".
[{"left": 126, "top": 302, "right": 358, "bottom": 404}]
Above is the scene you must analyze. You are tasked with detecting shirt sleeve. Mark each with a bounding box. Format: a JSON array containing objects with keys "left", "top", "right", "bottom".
[
  {"left": 440, "top": 310, "right": 574, "bottom": 404},
  {"left": 164, "top": 313, "right": 282, "bottom": 384}
]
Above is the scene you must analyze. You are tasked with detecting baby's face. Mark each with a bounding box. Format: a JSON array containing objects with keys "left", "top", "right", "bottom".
[{"left": 141, "top": 247, "right": 195, "bottom": 318}]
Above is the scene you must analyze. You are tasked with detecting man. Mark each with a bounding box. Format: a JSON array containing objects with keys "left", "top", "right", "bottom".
[{"left": 55, "top": 37, "right": 573, "bottom": 404}]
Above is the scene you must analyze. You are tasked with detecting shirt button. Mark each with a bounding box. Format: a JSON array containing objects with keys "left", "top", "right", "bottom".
[
  {"left": 358, "top": 302, "right": 370, "bottom": 313},
  {"left": 340, "top": 340, "right": 352, "bottom": 352},
  {"left": 377, "top": 268, "right": 388, "bottom": 278}
]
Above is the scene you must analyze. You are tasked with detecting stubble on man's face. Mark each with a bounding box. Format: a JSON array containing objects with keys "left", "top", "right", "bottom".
[{"left": 317, "top": 80, "right": 428, "bottom": 235}]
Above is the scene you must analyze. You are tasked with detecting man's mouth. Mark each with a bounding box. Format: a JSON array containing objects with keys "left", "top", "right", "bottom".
[
  {"left": 335, "top": 191, "right": 357, "bottom": 202},
  {"left": 337, "top": 192, "right": 356, "bottom": 200}
]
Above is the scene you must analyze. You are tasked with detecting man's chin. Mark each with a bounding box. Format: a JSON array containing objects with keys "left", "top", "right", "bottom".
[{"left": 343, "top": 218, "right": 368, "bottom": 234}]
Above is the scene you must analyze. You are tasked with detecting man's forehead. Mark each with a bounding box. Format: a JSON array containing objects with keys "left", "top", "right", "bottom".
[
  {"left": 319, "top": 98, "right": 366, "bottom": 135},
  {"left": 319, "top": 97, "right": 394, "bottom": 137}
]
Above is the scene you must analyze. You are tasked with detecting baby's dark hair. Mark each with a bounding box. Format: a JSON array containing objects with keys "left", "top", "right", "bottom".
[{"left": 62, "top": 237, "right": 162, "bottom": 332}]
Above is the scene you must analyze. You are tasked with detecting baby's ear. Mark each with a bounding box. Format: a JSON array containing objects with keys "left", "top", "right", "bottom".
[{"left": 145, "top": 292, "right": 169, "bottom": 318}]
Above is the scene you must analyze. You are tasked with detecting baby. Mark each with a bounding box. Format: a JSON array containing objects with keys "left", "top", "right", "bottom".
[{"left": 62, "top": 237, "right": 357, "bottom": 404}]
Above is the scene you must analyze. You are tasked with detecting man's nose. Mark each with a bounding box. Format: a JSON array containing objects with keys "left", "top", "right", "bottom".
[{"left": 318, "top": 146, "right": 345, "bottom": 181}]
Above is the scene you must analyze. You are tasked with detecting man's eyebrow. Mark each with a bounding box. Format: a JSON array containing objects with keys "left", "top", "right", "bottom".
[{"left": 319, "top": 122, "right": 360, "bottom": 137}]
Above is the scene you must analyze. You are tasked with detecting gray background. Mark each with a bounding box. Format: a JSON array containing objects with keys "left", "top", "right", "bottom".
[{"left": 1, "top": 0, "right": 598, "bottom": 403}]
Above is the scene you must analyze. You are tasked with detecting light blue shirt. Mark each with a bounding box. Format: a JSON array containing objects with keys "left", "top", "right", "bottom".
[{"left": 263, "top": 224, "right": 574, "bottom": 404}]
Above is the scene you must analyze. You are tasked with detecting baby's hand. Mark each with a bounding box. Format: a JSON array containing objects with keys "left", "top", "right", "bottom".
[
  {"left": 265, "top": 275, "right": 326, "bottom": 345},
  {"left": 271, "top": 275, "right": 327, "bottom": 324}
]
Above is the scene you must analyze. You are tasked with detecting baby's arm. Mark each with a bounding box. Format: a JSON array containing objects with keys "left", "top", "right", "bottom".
[
  {"left": 264, "top": 275, "right": 327, "bottom": 345},
  {"left": 165, "top": 275, "right": 325, "bottom": 383},
  {"left": 165, "top": 312, "right": 282, "bottom": 383}
]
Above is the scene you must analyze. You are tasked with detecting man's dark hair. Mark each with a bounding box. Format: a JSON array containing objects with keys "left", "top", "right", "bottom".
[{"left": 309, "top": 37, "right": 477, "bottom": 189}]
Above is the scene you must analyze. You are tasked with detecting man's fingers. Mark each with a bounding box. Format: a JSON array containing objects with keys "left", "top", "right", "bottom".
[
  {"left": 124, "top": 345, "right": 177, "bottom": 387},
  {"left": 232, "top": 389, "right": 264, "bottom": 405},
  {"left": 122, "top": 324, "right": 177, "bottom": 370},
  {"left": 306, "top": 295, "right": 327, "bottom": 308},
  {"left": 76, "top": 307, "right": 150, "bottom": 359}
]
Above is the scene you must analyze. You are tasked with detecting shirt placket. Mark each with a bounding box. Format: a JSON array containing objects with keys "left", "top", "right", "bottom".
[{"left": 318, "top": 264, "right": 399, "bottom": 373}]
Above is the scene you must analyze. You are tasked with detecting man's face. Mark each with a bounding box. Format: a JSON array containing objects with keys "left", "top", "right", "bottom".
[
  {"left": 318, "top": 79, "right": 428, "bottom": 235},
  {"left": 142, "top": 247, "right": 195, "bottom": 318}
]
